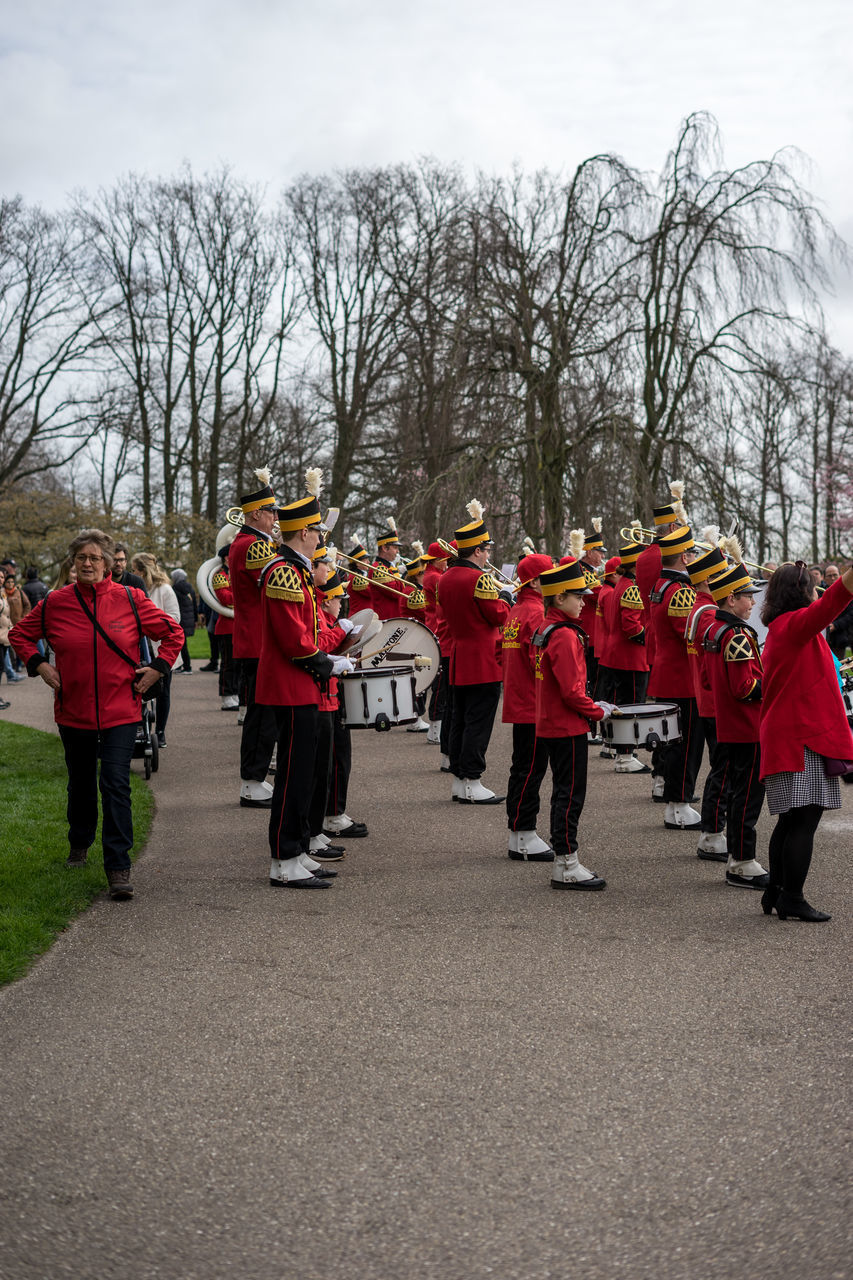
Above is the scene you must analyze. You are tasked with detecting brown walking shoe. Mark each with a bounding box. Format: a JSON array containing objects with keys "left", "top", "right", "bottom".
[
  {"left": 66, "top": 848, "right": 88, "bottom": 867},
  {"left": 106, "top": 868, "right": 134, "bottom": 900}
]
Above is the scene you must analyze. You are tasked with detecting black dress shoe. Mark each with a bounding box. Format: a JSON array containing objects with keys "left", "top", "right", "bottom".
[
  {"left": 775, "top": 892, "right": 831, "bottom": 922},
  {"left": 270, "top": 875, "right": 332, "bottom": 889},
  {"left": 507, "top": 849, "right": 555, "bottom": 862},
  {"left": 311, "top": 866, "right": 338, "bottom": 878},
  {"left": 200, "top": 662, "right": 219, "bottom": 672},
  {"left": 240, "top": 796, "right": 273, "bottom": 809},
  {"left": 551, "top": 875, "right": 607, "bottom": 891},
  {"left": 761, "top": 885, "right": 781, "bottom": 915},
  {"left": 322, "top": 822, "right": 368, "bottom": 838},
  {"left": 725, "top": 868, "right": 770, "bottom": 889},
  {"left": 313, "top": 845, "right": 345, "bottom": 861}
]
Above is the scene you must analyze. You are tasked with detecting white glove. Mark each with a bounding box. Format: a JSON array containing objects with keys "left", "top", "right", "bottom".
[
  {"left": 337, "top": 617, "right": 355, "bottom": 635},
  {"left": 595, "top": 701, "right": 617, "bottom": 718},
  {"left": 330, "top": 656, "right": 355, "bottom": 676}
]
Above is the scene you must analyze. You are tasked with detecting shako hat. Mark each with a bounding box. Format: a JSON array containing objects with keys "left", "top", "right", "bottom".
[
  {"left": 405, "top": 540, "right": 427, "bottom": 579},
  {"left": 349, "top": 534, "right": 369, "bottom": 563},
  {"left": 540, "top": 560, "right": 591, "bottom": 597},
  {"left": 240, "top": 466, "right": 276, "bottom": 515},
  {"left": 617, "top": 540, "right": 644, "bottom": 566},
  {"left": 376, "top": 516, "right": 401, "bottom": 551},
  {"left": 277, "top": 467, "right": 328, "bottom": 535},
  {"left": 317, "top": 570, "right": 348, "bottom": 600},
  {"left": 584, "top": 517, "right": 604, "bottom": 552},
  {"left": 688, "top": 544, "right": 727, "bottom": 585},
  {"left": 708, "top": 563, "right": 761, "bottom": 603},
  {"left": 454, "top": 499, "right": 492, "bottom": 550},
  {"left": 658, "top": 525, "right": 694, "bottom": 557}
]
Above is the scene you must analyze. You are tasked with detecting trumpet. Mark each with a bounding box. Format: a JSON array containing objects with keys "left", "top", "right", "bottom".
[
  {"left": 335, "top": 551, "right": 414, "bottom": 601},
  {"left": 618, "top": 525, "right": 776, "bottom": 579},
  {"left": 436, "top": 538, "right": 521, "bottom": 591}
]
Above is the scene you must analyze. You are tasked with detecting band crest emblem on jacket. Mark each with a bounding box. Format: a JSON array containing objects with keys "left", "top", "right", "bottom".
[
  {"left": 621, "top": 583, "right": 642, "bottom": 609},
  {"left": 724, "top": 632, "right": 755, "bottom": 663},
  {"left": 266, "top": 564, "right": 304, "bottom": 602},
  {"left": 502, "top": 617, "right": 521, "bottom": 646}
]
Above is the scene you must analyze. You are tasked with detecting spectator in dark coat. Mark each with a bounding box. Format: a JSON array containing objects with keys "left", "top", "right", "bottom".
[
  {"left": 171, "top": 569, "right": 199, "bottom": 673},
  {"left": 111, "top": 544, "right": 147, "bottom": 593},
  {"left": 827, "top": 594, "right": 853, "bottom": 659},
  {"left": 22, "top": 567, "right": 48, "bottom": 609}
]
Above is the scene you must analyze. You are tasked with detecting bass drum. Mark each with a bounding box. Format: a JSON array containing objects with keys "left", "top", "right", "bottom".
[{"left": 356, "top": 616, "right": 440, "bottom": 695}]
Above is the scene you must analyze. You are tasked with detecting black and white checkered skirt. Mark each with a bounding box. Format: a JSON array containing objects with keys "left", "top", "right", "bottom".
[{"left": 764, "top": 746, "right": 842, "bottom": 816}]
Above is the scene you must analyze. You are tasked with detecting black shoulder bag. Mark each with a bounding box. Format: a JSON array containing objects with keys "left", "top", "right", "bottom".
[{"left": 74, "top": 585, "right": 162, "bottom": 701}]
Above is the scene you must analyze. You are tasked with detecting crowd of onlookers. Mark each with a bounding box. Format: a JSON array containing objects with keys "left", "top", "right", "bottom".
[{"left": 0, "top": 546, "right": 204, "bottom": 727}]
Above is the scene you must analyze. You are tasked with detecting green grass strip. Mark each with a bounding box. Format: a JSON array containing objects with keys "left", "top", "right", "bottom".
[{"left": 0, "top": 722, "right": 154, "bottom": 987}]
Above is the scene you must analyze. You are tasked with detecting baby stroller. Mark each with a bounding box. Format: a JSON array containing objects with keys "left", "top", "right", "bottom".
[
  {"left": 134, "top": 700, "right": 160, "bottom": 779},
  {"left": 132, "top": 634, "right": 160, "bottom": 780}
]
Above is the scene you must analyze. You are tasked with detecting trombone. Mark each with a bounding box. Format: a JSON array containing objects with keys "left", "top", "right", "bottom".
[
  {"left": 436, "top": 538, "right": 521, "bottom": 591},
  {"left": 618, "top": 525, "right": 775, "bottom": 579},
  {"left": 335, "top": 550, "right": 413, "bottom": 601},
  {"left": 226, "top": 506, "right": 281, "bottom": 540}
]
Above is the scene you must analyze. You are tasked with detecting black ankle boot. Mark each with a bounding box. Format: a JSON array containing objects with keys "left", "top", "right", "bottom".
[
  {"left": 761, "top": 884, "right": 781, "bottom": 916},
  {"left": 774, "top": 891, "right": 831, "bottom": 922}
]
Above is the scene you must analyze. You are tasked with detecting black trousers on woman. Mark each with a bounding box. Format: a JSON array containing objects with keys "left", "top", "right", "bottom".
[
  {"left": 505, "top": 723, "right": 549, "bottom": 832},
  {"left": 768, "top": 804, "right": 824, "bottom": 896},
  {"left": 268, "top": 705, "right": 318, "bottom": 860},
  {"left": 542, "top": 732, "right": 589, "bottom": 856},
  {"left": 58, "top": 723, "right": 137, "bottom": 871}
]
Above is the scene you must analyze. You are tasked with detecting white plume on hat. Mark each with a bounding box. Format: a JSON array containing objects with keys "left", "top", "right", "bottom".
[
  {"left": 699, "top": 525, "right": 720, "bottom": 549},
  {"left": 411, "top": 540, "right": 425, "bottom": 558},
  {"left": 254, "top": 466, "right": 271, "bottom": 487},
  {"left": 592, "top": 516, "right": 602, "bottom": 534},
  {"left": 350, "top": 531, "right": 363, "bottom": 548},
  {"left": 304, "top": 467, "right": 322, "bottom": 498},
  {"left": 386, "top": 515, "right": 397, "bottom": 534},
  {"left": 669, "top": 478, "right": 689, "bottom": 526},
  {"left": 521, "top": 535, "right": 536, "bottom": 555},
  {"left": 569, "top": 528, "right": 585, "bottom": 560},
  {"left": 466, "top": 499, "right": 485, "bottom": 521},
  {"left": 723, "top": 534, "right": 744, "bottom": 565}
]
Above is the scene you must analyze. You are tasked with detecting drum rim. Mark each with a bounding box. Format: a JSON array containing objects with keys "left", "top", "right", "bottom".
[
  {"left": 610, "top": 702, "right": 679, "bottom": 717},
  {"left": 341, "top": 665, "right": 416, "bottom": 678}
]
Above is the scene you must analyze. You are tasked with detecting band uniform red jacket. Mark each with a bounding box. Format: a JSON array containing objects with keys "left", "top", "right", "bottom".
[
  {"left": 759, "top": 576, "right": 853, "bottom": 777},
  {"left": 229, "top": 525, "right": 277, "bottom": 660},
  {"left": 437, "top": 561, "right": 510, "bottom": 686},
  {"left": 636, "top": 542, "right": 662, "bottom": 670},
  {"left": 576, "top": 563, "right": 601, "bottom": 652},
  {"left": 500, "top": 584, "right": 544, "bottom": 724},
  {"left": 255, "top": 549, "right": 335, "bottom": 708},
  {"left": 423, "top": 563, "right": 451, "bottom": 657},
  {"left": 211, "top": 565, "right": 234, "bottom": 636},
  {"left": 594, "top": 578, "right": 616, "bottom": 668},
  {"left": 703, "top": 611, "right": 763, "bottom": 742},
  {"left": 685, "top": 594, "right": 719, "bottom": 716},
  {"left": 533, "top": 608, "right": 606, "bottom": 738},
  {"left": 10, "top": 578, "right": 183, "bottom": 730},
  {"left": 368, "top": 560, "right": 404, "bottom": 622},
  {"left": 601, "top": 576, "right": 648, "bottom": 674},
  {"left": 647, "top": 571, "right": 696, "bottom": 700}
]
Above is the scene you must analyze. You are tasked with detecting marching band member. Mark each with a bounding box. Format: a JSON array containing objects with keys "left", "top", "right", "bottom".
[
  {"left": 211, "top": 547, "right": 238, "bottom": 711},
  {"left": 306, "top": 566, "right": 356, "bottom": 864},
  {"left": 321, "top": 565, "right": 369, "bottom": 842},
  {"left": 257, "top": 471, "right": 353, "bottom": 889},
  {"left": 228, "top": 468, "right": 279, "bottom": 808},
  {"left": 702, "top": 563, "right": 769, "bottom": 890},
  {"left": 647, "top": 525, "right": 704, "bottom": 830},
  {"left": 345, "top": 536, "right": 372, "bottom": 607},
  {"left": 423, "top": 540, "right": 452, "bottom": 759},
  {"left": 576, "top": 519, "right": 605, "bottom": 700},
  {"left": 593, "top": 555, "right": 621, "bottom": 705},
  {"left": 532, "top": 561, "right": 613, "bottom": 890},
  {"left": 685, "top": 540, "right": 731, "bottom": 860},
  {"left": 439, "top": 501, "right": 512, "bottom": 804},
  {"left": 501, "top": 552, "right": 555, "bottom": 860},
  {"left": 401, "top": 545, "right": 431, "bottom": 733},
  {"left": 758, "top": 560, "right": 853, "bottom": 921},
  {"left": 368, "top": 517, "right": 404, "bottom": 621},
  {"left": 600, "top": 538, "right": 650, "bottom": 774}
]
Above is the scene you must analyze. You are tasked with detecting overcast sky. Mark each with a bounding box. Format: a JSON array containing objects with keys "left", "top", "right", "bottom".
[{"left": 2, "top": 0, "right": 852, "bottom": 343}]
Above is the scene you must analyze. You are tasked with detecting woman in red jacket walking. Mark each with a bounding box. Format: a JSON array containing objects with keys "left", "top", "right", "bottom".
[
  {"left": 9, "top": 530, "right": 183, "bottom": 899},
  {"left": 759, "top": 561, "right": 853, "bottom": 921}
]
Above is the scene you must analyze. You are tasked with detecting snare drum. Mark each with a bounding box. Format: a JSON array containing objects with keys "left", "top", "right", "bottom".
[
  {"left": 603, "top": 703, "right": 681, "bottom": 750},
  {"left": 340, "top": 666, "right": 419, "bottom": 731}
]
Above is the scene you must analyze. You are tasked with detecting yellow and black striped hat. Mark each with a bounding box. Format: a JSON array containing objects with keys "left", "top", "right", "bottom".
[
  {"left": 317, "top": 570, "right": 348, "bottom": 600},
  {"left": 618, "top": 540, "right": 645, "bottom": 566},
  {"left": 688, "top": 545, "right": 727, "bottom": 584},
  {"left": 376, "top": 516, "right": 401, "bottom": 550},
  {"left": 658, "top": 525, "right": 694, "bottom": 557},
  {"left": 540, "top": 560, "right": 591, "bottom": 597},
  {"left": 276, "top": 467, "right": 328, "bottom": 535},
  {"left": 240, "top": 466, "right": 276, "bottom": 515},
  {"left": 652, "top": 502, "right": 676, "bottom": 526},
  {"left": 584, "top": 518, "right": 604, "bottom": 552},
  {"left": 455, "top": 499, "right": 492, "bottom": 550},
  {"left": 708, "top": 564, "right": 760, "bottom": 603}
]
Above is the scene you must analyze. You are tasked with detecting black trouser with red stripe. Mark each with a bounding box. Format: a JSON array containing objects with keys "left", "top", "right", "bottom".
[
  {"left": 505, "top": 723, "right": 549, "bottom": 831},
  {"left": 326, "top": 700, "right": 351, "bottom": 817},
  {"left": 720, "top": 740, "right": 764, "bottom": 863},
  {"left": 268, "top": 704, "right": 318, "bottom": 860},
  {"left": 428, "top": 656, "right": 448, "bottom": 723},
  {"left": 700, "top": 717, "right": 730, "bottom": 834},
  {"left": 308, "top": 710, "right": 334, "bottom": 838},
  {"left": 542, "top": 732, "right": 589, "bottom": 856},
  {"left": 611, "top": 668, "right": 650, "bottom": 755},
  {"left": 661, "top": 696, "right": 705, "bottom": 803}
]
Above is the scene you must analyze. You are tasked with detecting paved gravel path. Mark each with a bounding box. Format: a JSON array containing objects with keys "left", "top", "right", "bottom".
[{"left": 1, "top": 673, "right": 851, "bottom": 1280}]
